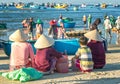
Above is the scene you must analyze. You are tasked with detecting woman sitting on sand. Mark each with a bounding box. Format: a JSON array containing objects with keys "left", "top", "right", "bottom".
[
  {"left": 84, "top": 29, "right": 106, "bottom": 69},
  {"left": 9, "top": 29, "right": 35, "bottom": 71},
  {"left": 34, "top": 34, "right": 63, "bottom": 74}
]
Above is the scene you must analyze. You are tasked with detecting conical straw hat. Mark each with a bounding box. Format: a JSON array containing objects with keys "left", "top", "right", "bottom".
[
  {"left": 9, "top": 29, "right": 28, "bottom": 42},
  {"left": 34, "top": 34, "right": 55, "bottom": 49},
  {"left": 84, "top": 29, "right": 103, "bottom": 42}
]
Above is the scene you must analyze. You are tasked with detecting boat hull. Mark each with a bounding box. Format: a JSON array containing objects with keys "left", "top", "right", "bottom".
[
  {"left": 63, "top": 22, "right": 76, "bottom": 28},
  {"left": 2, "top": 39, "right": 80, "bottom": 56}
]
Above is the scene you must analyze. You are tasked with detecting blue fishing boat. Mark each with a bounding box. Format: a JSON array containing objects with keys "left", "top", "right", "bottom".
[
  {"left": 54, "top": 39, "right": 79, "bottom": 54},
  {"left": 62, "top": 17, "right": 76, "bottom": 28},
  {"left": 1, "top": 39, "right": 80, "bottom": 57},
  {"left": 63, "top": 22, "right": 76, "bottom": 28}
]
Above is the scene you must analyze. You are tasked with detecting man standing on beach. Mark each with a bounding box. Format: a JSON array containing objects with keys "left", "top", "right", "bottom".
[
  {"left": 104, "top": 16, "right": 112, "bottom": 44},
  {"left": 115, "top": 16, "right": 120, "bottom": 44},
  {"left": 27, "top": 17, "right": 35, "bottom": 39},
  {"left": 82, "top": 15, "right": 87, "bottom": 29},
  {"left": 87, "top": 14, "right": 92, "bottom": 29}
]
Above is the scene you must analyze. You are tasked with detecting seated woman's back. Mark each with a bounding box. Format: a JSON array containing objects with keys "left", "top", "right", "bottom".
[
  {"left": 10, "top": 42, "right": 34, "bottom": 65},
  {"left": 9, "top": 29, "right": 35, "bottom": 71}
]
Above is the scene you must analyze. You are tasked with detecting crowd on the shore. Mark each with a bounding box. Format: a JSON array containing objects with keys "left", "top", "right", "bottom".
[
  {"left": 21, "top": 14, "right": 120, "bottom": 45},
  {"left": 1, "top": 14, "right": 120, "bottom": 82},
  {"left": 82, "top": 14, "right": 120, "bottom": 44}
]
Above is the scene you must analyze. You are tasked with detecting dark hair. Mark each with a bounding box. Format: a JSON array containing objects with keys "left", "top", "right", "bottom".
[
  {"left": 93, "top": 18, "right": 101, "bottom": 25},
  {"left": 90, "top": 18, "right": 101, "bottom": 31},
  {"left": 79, "top": 36, "right": 88, "bottom": 45},
  {"left": 30, "top": 17, "right": 33, "bottom": 20}
]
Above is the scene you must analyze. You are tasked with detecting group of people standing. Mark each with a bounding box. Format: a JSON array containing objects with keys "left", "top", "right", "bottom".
[
  {"left": 82, "top": 14, "right": 92, "bottom": 29},
  {"left": 48, "top": 14, "right": 68, "bottom": 39},
  {"left": 104, "top": 15, "right": 120, "bottom": 44},
  {"left": 22, "top": 17, "right": 43, "bottom": 40},
  {"left": 22, "top": 15, "right": 68, "bottom": 40},
  {"left": 82, "top": 14, "right": 120, "bottom": 45}
]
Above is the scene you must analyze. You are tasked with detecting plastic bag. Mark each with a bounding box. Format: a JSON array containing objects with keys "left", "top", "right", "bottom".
[{"left": 1, "top": 67, "right": 43, "bottom": 82}]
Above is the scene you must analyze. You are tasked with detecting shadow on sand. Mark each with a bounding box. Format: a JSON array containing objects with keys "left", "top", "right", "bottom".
[
  {"left": 0, "top": 64, "right": 9, "bottom": 70},
  {"left": 0, "top": 56, "right": 9, "bottom": 60},
  {"left": 106, "top": 45, "right": 120, "bottom": 53},
  {"left": 41, "top": 77, "right": 120, "bottom": 84}
]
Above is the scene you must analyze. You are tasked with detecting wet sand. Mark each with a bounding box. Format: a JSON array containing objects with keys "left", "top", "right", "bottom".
[{"left": 0, "top": 46, "right": 120, "bottom": 84}]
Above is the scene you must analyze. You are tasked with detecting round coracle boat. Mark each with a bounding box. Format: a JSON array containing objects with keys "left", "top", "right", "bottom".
[{"left": 1, "top": 38, "right": 80, "bottom": 57}]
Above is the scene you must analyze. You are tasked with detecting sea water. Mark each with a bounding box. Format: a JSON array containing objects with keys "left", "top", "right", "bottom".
[{"left": 0, "top": 5, "right": 119, "bottom": 44}]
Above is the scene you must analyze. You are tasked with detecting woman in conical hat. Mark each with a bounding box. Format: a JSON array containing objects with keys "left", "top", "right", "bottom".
[
  {"left": 9, "top": 29, "right": 35, "bottom": 71},
  {"left": 84, "top": 29, "right": 103, "bottom": 41},
  {"left": 34, "top": 34, "right": 63, "bottom": 74},
  {"left": 84, "top": 29, "right": 106, "bottom": 69}
]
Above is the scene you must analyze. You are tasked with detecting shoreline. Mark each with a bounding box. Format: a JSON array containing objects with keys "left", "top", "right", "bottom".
[{"left": 0, "top": 46, "right": 120, "bottom": 84}]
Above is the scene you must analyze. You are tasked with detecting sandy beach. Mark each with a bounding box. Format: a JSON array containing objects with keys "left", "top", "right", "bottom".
[{"left": 0, "top": 45, "right": 120, "bottom": 84}]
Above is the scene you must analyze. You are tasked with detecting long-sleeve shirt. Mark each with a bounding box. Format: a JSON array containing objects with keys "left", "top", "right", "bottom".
[
  {"left": 34, "top": 47, "right": 62, "bottom": 72},
  {"left": 10, "top": 42, "right": 35, "bottom": 67},
  {"left": 87, "top": 40, "right": 106, "bottom": 69}
]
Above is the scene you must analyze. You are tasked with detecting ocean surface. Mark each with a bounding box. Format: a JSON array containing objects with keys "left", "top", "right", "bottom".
[{"left": 0, "top": 5, "right": 119, "bottom": 44}]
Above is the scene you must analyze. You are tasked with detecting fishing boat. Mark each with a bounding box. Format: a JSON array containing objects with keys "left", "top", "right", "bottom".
[
  {"left": 113, "top": 4, "right": 120, "bottom": 7},
  {"left": 54, "top": 39, "right": 80, "bottom": 55},
  {"left": 1, "top": 39, "right": 80, "bottom": 57},
  {"left": 54, "top": 3, "right": 68, "bottom": 9},
  {"left": 63, "top": 22, "right": 76, "bottom": 28},
  {"left": 100, "top": 3, "right": 107, "bottom": 8},
  {"left": 62, "top": 17, "right": 76, "bottom": 28},
  {"left": 15, "top": 4, "right": 24, "bottom": 9},
  {"left": 29, "top": 5, "right": 40, "bottom": 9},
  {"left": 81, "top": 3, "right": 87, "bottom": 8}
]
